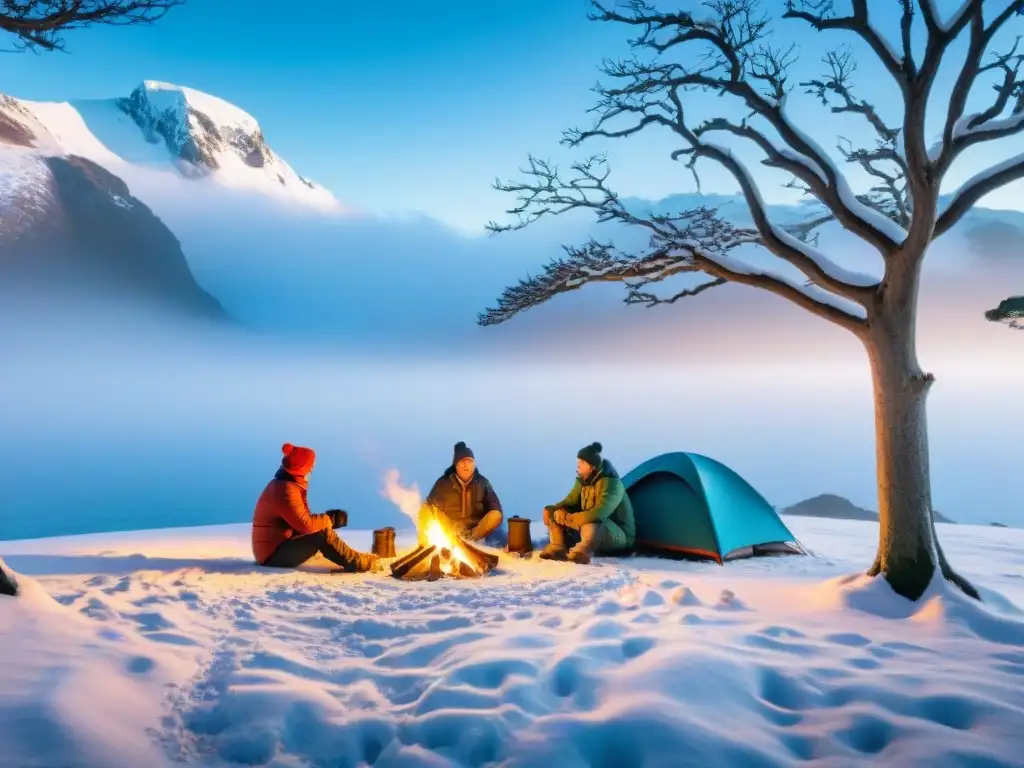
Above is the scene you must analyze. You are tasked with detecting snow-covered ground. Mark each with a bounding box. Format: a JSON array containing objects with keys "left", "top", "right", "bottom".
[{"left": 1, "top": 518, "right": 1023, "bottom": 768}]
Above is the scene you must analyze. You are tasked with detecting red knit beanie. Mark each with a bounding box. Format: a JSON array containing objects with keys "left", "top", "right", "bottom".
[{"left": 281, "top": 442, "right": 316, "bottom": 476}]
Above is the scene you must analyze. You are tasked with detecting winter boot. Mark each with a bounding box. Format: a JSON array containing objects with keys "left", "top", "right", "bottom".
[
  {"left": 567, "top": 522, "right": 604, "bottom": 565},
  {"left": 538, "top": 544, "right": 568, "bottom": 561},
  {"left": 567, "top": 546, "right": 591, "bottom": 565}
]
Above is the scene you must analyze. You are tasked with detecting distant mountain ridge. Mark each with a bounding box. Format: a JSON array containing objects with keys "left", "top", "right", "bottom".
[{"left": 780, "top": 493, "right": 956, "bottom": 524}]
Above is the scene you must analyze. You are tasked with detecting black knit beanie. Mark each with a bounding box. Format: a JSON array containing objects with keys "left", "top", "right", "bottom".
[
  {"left": 453, "top": 441, "right": 474, "bottom": 464},
  {"left": 577, "top": 441, "right": 602, "bottom": 467}
]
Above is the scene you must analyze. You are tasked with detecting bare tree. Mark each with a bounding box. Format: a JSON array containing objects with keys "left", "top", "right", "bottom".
[
  {"left": 0, "top": 0, "right": 183, "bottom": 598},
  {"left": 986, "top": 295, "right": 1024, "bottom": 329},
  {"left": 483, "top": 0, "right": 1024, "bottom": 601},
  {"left": 0, "top": 0, "right": 181, "bottom": 51}
]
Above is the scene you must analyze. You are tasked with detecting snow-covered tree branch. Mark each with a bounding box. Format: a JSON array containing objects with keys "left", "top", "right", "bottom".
[
  {"left": 481, "top": 0, "right": 1024, "bottom": 602},
  {"left": 930, "top": 0, "right": 1024, "bottom": 236},
  {"left": 0, "top": 0, "right": 182, "bottom": 51},
  {"left": 576, "top": 0, "right": 907, "bottom": 256},
  {"left": 800, "top": 48, "right": 909, "bottom": 227},
  {"left": 486, "top": 155, "right": 870, "bottom": 331},
  {"left": 986, "top": 295, "right": 1024, "bottom": 330}
]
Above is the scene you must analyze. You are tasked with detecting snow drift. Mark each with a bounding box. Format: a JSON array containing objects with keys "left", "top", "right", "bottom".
[{"left": 0, "top": 517, "right": 1022, "bottom": 767}]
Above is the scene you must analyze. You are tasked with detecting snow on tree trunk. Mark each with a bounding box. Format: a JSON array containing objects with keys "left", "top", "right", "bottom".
[
  {"left": 862, "top": 272, "right": 977, "bottom": 601},
  {"left": 0, "top": 563, "right": 16, "bottom": 597}
]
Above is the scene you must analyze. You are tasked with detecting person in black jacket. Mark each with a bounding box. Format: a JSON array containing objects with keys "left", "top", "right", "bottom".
[{"left": 418, "top": 442, "right": 504, "bottom": 544}]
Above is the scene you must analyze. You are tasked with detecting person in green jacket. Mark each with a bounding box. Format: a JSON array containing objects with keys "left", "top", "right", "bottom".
[{"left": 539, "top": 441, "right": 636, "bottom": 564}]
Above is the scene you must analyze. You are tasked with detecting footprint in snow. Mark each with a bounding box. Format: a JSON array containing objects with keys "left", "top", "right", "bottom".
[{"left": 713, "top": 589, "right": 750, "bottom": 611}]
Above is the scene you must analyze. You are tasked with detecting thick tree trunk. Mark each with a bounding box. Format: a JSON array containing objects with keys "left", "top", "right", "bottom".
[
  {"left": 0, "top": 564, "right": 16, "bottom": 597},
  {"left": 862, "top": 287, "right": 978, "bottom": 601}
]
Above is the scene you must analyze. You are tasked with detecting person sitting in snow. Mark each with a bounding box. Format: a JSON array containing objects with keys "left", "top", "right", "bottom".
[
  {"left": 539, "top": 441, "right": 636, "bottom": 564},
  {"left": 252, "top": 443, "right": 379, "bottom": 572},
  {"left": 418, "top": 441, "right": 504, "bottom": 545}
]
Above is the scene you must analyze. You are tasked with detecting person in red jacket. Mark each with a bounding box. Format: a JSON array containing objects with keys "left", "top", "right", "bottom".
[{"left": 252, "top": 443, "right": 378, "bottom": 572}]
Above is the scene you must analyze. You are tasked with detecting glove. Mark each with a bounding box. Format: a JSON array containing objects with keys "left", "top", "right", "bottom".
[
  {"left": 326, "top": 509, "right": 348, "bottom": 528},
  {"left": 553, "top": 508, "right": 570, "bottom": 526}
]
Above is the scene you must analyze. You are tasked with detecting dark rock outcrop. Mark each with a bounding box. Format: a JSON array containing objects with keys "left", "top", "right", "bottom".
[
  {"left": 0, "top": 563, "right": 17, "bottom": 597},
  {"left": 118, "top": 84, "right": 272, "bottom": 175},
  {"left": 117, "top": 82, "right": 315, "bottom": 190},
  {"left": 781, "top": 493, "right": 955, "bottom": 524}
]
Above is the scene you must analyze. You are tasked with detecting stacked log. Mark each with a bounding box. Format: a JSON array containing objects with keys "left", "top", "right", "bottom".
[{"left": 390, "top": 537, "right": 498, "bottom": 581}]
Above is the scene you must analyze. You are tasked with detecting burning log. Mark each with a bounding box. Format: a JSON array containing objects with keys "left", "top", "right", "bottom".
[
  {"left": 390, "top": 537, "right": 498, "bottom": 581},
  {"left": 390, "top": 506, "right": 499, "bottom": 581}
]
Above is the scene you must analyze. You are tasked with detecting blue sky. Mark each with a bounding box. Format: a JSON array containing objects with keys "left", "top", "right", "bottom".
[{"left": 2, "top": 0, "right": 1023, "bottom": 230}]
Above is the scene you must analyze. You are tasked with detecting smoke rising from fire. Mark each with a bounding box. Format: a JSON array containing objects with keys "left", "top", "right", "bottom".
[{"left": 381, "top": 469, "right": 422, "bottom": 526}]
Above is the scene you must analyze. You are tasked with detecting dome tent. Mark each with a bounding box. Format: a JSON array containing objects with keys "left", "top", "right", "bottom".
[{"left": 622, "top": 452, "right": 804, "bottom": 563}]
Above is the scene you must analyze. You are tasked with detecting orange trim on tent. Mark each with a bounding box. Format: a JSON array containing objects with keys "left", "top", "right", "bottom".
[{"left": 635, "top": 539, "right": 724, "bottom": 565}]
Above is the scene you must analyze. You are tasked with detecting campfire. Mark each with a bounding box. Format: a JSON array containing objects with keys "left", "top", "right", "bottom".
[{"left": 390, "top": 506, "right": 498, "bottom": 581}]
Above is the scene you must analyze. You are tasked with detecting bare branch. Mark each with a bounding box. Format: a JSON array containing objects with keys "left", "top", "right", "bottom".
[
  {"left": 786, "top": 0, "right": 1023, "bottom": 249},
  {"left": 934, "top": 1, "right": 1024, "bottom": 179},
  {"left": 782, "top": 0, "right": 906, "bottom": 81},
  {"left": 485, "top": 157, "right": 869, "bottom": 332},
  {"left": 484, "top": 0, "right": 1024, "bottom": 351},
  {"left": 801, "top": 48, "right": 899, "bottom": 143},
  {"left": 798, "top": 47, "right": 909, "bottom": 226},
  {"left": 837, "top": 139, "right": 909, "bottom": 227},
  {"left": 480, "top": 234, "right": 867, "bottom": 333},
  {"left": 785, "top": 212, "right": 832, "bottom": 243},
  {"left": 0, "top": 0, "right": 183, "bottom": 51},
  {"left": 491, "top": 153, "right": 875, "bottom": 307},
  {"left": 625, "top": 276, "right": 728, "bottom": 307},
  {"left": 478, "top": 239, "right": 719, "bottom": 325},
  {"left": 586, "top": 0, "right": 906, "bottom": 255}
]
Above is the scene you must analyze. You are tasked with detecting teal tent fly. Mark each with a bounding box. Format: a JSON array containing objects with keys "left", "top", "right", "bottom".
[{"left": 622, "top": 452, "right": 804, "bottom": 563}]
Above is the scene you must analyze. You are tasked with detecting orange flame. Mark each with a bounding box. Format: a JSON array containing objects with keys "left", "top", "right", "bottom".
[{"left": 420, "top": 504, "right": 476, "bottom": 575}]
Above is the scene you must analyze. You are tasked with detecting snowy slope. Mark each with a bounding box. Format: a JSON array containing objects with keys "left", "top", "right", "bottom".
[
  {"left": 0, "top": 95, "right": 62, "bottom": 238},
  {"left": 0, "top": 95, "right": 227, "bottom": 319},
  {"left": 1, "top": 518, "right": 1022, "bottom": 767},
  {"left": 13, "top": 82, "right": 341, "bottom": 213}
]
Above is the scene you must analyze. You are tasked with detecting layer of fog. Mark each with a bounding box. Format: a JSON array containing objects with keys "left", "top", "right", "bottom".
[
  {"left": 91, "top": 156, "right": 1024, "bottom": 365},
  {"left": 0, "top": 313, "right": 1020, "bottom": 543}
]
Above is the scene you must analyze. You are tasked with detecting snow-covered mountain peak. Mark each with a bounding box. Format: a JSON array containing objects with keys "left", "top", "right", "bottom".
[
  {"left": 110, "top": 81, "right": 338, "bottom": 208},
  {"left": 137, "top": 80, "right": 259, "bottom": 135}
]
